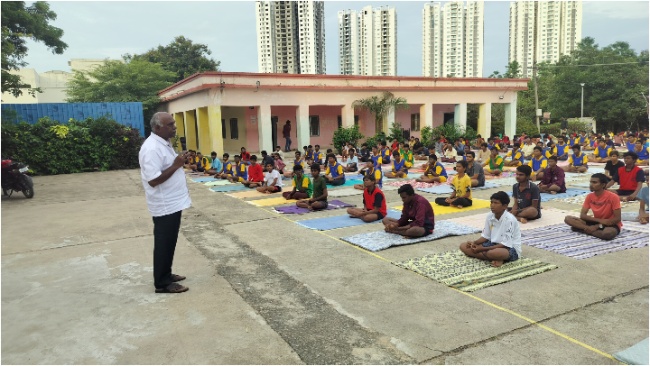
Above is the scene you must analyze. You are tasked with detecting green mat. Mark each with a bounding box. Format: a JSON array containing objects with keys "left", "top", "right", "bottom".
[{"left": 393, "top": 251, "right": 558, "bottom": 292}]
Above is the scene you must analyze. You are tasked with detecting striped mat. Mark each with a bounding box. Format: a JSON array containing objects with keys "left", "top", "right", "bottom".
[
  {"left": 521, "top": 226, "right": 649, "bottom": 259},
  {"left": 393, "top": 250, "right": 558, "bottom": 292},
  {"left": 447, "top": 208, "right": 576, "bottom": 231}
]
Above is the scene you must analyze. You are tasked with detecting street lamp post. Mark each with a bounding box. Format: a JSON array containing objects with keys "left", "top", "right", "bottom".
[{"left": 580, "top": 83, "right": 585, "bottom": 118}]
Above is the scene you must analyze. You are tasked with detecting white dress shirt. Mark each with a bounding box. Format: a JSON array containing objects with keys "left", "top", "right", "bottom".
[{"left": 482, "top": 211, "right": 522, "bottom": 256}]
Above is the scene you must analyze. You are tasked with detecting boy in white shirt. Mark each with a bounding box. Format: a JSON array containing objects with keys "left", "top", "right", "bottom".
[
  {"left": 257, "top": 162, "right": 284, "bottom": 194},
  {"left": 460, "top": 191, "right": 521, "bottom": 267}
]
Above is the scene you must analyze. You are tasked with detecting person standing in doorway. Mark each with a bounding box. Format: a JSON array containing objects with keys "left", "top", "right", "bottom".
[
  {"left": 283, "top": 120, "right": 292, "bottom": 152},
  {"left": 138, "top": 112, "right": 191, "bottom": 294}
]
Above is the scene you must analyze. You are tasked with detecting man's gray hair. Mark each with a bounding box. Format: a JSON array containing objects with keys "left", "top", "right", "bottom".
[{"left": 150, "top": 112, "right": 168, "bottom": 130}]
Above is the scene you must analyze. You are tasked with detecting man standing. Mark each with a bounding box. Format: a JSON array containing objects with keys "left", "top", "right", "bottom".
[
  {"left": 283, "top": 120, "right": 292, "bottom": 152},
  {"left": 139, "top": 112, "right": 191, "bottom": 294},
  {"left": 564, "top": 173, "right": 622, "bottom": 240}
]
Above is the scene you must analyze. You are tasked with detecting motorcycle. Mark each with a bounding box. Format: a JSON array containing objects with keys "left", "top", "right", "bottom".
[{"left": 1, "top": 159, "right": 34, "bottom": 198}]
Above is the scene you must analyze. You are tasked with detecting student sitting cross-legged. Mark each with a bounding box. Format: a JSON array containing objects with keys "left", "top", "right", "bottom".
[
  {"left": 510, "top": 165, "right": 541, "bottom": 224},
  {"left": 434, "top": 160, "right": 473, "bottom": 208},
  {"left": 538, "top": 155, "right": 567, "bottom": 194},
  {"left": 564, "top": 173, "right": 622, "bottom": 240},
  {"left": 205, "top": 151, "right": 223, "bottom": 176},
  {"left": 215, "top": 153, "right": 233, "bottom": 179},
  {"left": 562, "top": 144, "right": 589, "bottom": 173},
  {"left": 384, "top": 151, "right": 408, "bottom": 178},
  {"left": 355, "top": 160, "right": 382, "bottom": 190},
  {"left": 612, "top": 151, "right": 645, "bottom": 202},
  {"left": 459, "top": 191, "right": 521, "bottom": 267},
  {"left": 483, "top": 148, "right": 504, "bottom": 176},
  {"left": 257, "top": 162, "right": 284, "bottom": 194},
  {"left": 347, "top": 174, "right": 387, "bottom": 222},
  {"left": 416, "top": 154, "right": 448, "bottom": 183},
  {"left": 382, "top": 184, "right": 435, "bottom": 238},
  {"left": 296, "top": 163, "right": 328, "bottom": 211},
  {"left": 227, "top": 154, "right": 248, "bottom": 183},
  {"left": 241, "top": 155, "right": 265, "bottom": 188},
  {"left": 324, "top": 153, "right": 347, "bottom": 186},
  {"left": 465, "top": 151, "right": 486, "bottom": 187},
  {"left": 282, "top": 164, "right": 312, "bottom": 200},
  {"left": 527, "top": 146, "right": 548, "bottom": 181}
]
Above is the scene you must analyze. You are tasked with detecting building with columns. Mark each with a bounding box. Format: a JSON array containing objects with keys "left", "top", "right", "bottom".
[{"left": 157, "top": 72, "right": 527, "bottom": 154}]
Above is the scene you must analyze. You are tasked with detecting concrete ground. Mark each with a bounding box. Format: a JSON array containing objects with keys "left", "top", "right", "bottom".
[{"left": 2, "top": 168, "right": 648, "bottom": 364}]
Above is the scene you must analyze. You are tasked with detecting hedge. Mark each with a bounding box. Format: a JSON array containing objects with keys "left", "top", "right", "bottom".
[{"left": 1, "top": 116, "right": 143, "bottom": 175}]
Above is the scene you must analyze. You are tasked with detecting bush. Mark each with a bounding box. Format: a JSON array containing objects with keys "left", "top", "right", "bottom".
[
  {"left": 540, "top": 123, "right": 562, "bottom": 137},
  {"left": 516, "top": 119, "right": 540, "bottom": 136},
  {"left": 388, "top": 122, "right": 405, "bottom": 143},
  {"left": 431, "top": 123, "right": 478, "bottom": 143},
  {"left": 420, "top": 126, "right": 433, "bottom": 148},
  {"left": 1, "top": 116, "right": 144, "bottom": 175},
  {"left": 363, "top": 131, "right": 387, "bottom": 149},
  {"left": 332, "top": 125, "right": 364, "bottom": 154}
]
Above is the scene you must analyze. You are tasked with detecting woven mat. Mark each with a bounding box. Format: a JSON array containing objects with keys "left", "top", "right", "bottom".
[
  {"left": 394, "top": 199, "right": 491, "bottom": 216},
  {"left": 341, "top": 221, "right": 481, "bottom": 252},
  {"left": 296, "top": 210, "right": 402, "bottom": 231},
  {"left": 226, "top": 190, "right": 281, "bottom": 199},
  {"left": 393, "top": 250, "right": 558, "bottom": 292},
  {"left": 273, "top": 199, "right": 354, "bottom": 214},
  {"left": 521, "top": 226, "right": 648, "bottom": 259},
  {"left": 327, "top": 185, "right": 397, "bottom": 198},
  {"left": 191, "top": 176, "right": 217, "bottom": 183},
  {"left": 540, "top": 188, "right": 590, "bottom": 202},
  {"left": 386, "top": 179, "right": 440, "bottom": 188},
  {"left": 485, "top": 171, "right": 516, "bottom": 179},
  {"left": 447, "top": 208, "right": 576, "bottom": 231},
  {"left": 248, "top": 196, "right": 297, "bottom": 207},
  {"left": 205, "top": 180, "right": 234, "bottom": 186},
  {"left": 210, "top": 185, "right": 248, "bottom": 192},
  {"left": 416, "top": 185, "right": 454, "bottom": 194},
  {"left": 552, "top": 193, "right": 636, "bottom": 207}
]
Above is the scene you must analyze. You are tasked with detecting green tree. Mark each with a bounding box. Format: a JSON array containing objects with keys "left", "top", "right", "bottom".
[
  {"left": 65, "top": 59, "right": 176, "bottom": 133},
  {"left": 352, "top": 91, "right": 409, "bottom": 134},
  {"left": 126, "top": 36, "right": 220, "bottom": 82},
  {"left": 1, "top": 1, "right": 67, "bottom": 97}
]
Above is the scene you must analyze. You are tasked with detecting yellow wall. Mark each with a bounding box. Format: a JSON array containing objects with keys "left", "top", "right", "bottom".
[
  {"left": 207, "top": 105, "right": 224, "bottom": 155},
  {"left": 173, "top": 112, "right": 185, "bottom": 152},
  {"left": 197, "top": 107, "right": 211, "bottom": 154},
  {"left": 184, "top": 110, "right": 198, "bottom": 151}
]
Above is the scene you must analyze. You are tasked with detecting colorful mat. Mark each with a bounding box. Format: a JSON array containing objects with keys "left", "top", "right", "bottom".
[
  {"left": 472, "top": 181, "right": 501, "bottom": 190},
  {"left": 447, "top": 208, "right": 576, "bottom": 231},
  {"left": 521, "top": 226, "right": 649, "bottom": 259},
  {"left": 394, "top": 199, "right": 491, "bottom": 216},
  {"left": 486, "top": 177, "right": 518, "bottom": 187},
  {"left": 387, "top": 179, "right": 441, "bottom": 188},
  {"left": 341, "top": 221, "right": 481, "bottom": 252},
  {"left": 191, "top": 176, "right": 217, "bottom": 183},
  {"left": 485, "top": 171, "right": 516, "bottom": 179},
  {"left": 416, "top": 185, "right": 454, "bottom": 194},
  {"left": 619, "top": 216, "right": 649, "bottom": 232},
  {"left": 540, "top": 188, "right": 590, "bottom": 202},
  {"left": 205, "top": 180, "right": 234, "bottom": 186},
  {"left": 296, "top": 210, "right": 402, "bottom": 231},
  {"left": 393, "top": 250, "right": 558, "bottom": 292},
  {"left": 226, "top": 189, "right": 281, "bottom": 199},
  {"left": 273, "top": 199, "right": 354, "bottom": 214},
  {"left": 210, "top": 185, "right": 249, "bottom": 192},
  {"left": 248, "top": 196, "right": 297, "bottom": 207}
]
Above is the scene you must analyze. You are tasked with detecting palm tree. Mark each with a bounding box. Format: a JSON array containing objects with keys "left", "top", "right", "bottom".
[{"left": 353, "top": 91, "right": 409, "bottom": 134}]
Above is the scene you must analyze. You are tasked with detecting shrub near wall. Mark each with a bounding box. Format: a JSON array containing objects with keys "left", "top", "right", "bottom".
[{"left": 1, "top": 116, "right": 143, "bottom": 175}]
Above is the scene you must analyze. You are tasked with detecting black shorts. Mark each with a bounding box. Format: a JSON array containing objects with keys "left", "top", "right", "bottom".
[
  {"left": 585, "top": 220, "right": 621, "bottom": 234},
  {"left": 269, "top": 186, "right": 282, "bottom": 193},
  {"left": 616, "top": 189, "right": 635, "bottom": 196},
  {"left": 376, "top": 211, "right": 385, "bottom": 220}
]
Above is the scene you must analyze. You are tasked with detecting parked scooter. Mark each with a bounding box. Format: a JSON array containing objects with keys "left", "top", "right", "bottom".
[{"left": 1, "top": 159, "right": 34, "bottom": 198}]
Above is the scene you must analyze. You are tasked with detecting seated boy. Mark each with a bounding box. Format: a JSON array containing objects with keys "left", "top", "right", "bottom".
[
  {"left": 527, "top": 146, "right": 548, "bottom": 181},
  {"left": 282, "top": 164, "right": 312, "bottom": 200},
  {"left": 343, "top": 148, "right": 359, "bottom": 172},
  {"left": 563, "top": 145, "right": 589, "bottom": 173},
  {"left": 347, "top": 174, "right": 387, "bottom": 222},
  {"left": 564, "top": 173, "right": 622, "bottom": 240},
  {"left": 511, "top": 165, "right": 541, "bottom": 223},
  {"left": 205, "top": 151, "right": 223, "bottom": 175},
  {"left": 257, "top": 162, "right": 284, "bottom": 194},
  {"left": 589, "top": 139, "right": 612, "bottom": 163},
  {"left": 384, "top": 151, "right": 408, "bottom": 178},
  {"left": 241, "top": 155, "right": 264, "bottom": 188},
  {"left": 434, "top": 160, "right": 472, "bottom": 208},
  {"left": 227, "top": 155, "right": 248, "bottom": 183},
  {"left": 355, "top": 160, "right": 382, "bottom": 190},
  {"left": 504, "top": 143, "right": 524, "bottom": 167},
  {"left": 483, "top": 148, "right": 504, "bottom": 176},
  {"left": 416, "top": 154, "right": 447, "bottom": 183},
  {"left": 296, "top": 163, "right": 328, "bottom": 211},
  {"left": 460, "top": 191, "right": 521, "bottom": 267},
  {"left": 382, "top": 184, "right": 435, "bottom": 238},
  {"left": 324, "top": 153, "right": 347, "bottom": 186},
  {"left": 538, "top": 155, "right": 566, "bottom": 194},
  {"left": 215, "top": 153, "right": 233, "bottom": 179}
]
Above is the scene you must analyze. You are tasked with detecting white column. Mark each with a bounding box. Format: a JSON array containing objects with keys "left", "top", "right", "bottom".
[
  {"left": 420, "top": 103, "right": 433, "bottom": 129},
  {"left": 384, "top": 107, "right": 395, "bottom": 133},
  {"left": 341, "top": 104, "right": 354, "bottom": 128},
  {"left": 504, "top": 97, "right": 517, "bottom": 138},
  {"left": 257, "top": 104, "right": 272, "bottom": 154},
  {"left": 454, "top": 103, "right": 467, "bottom": 130},
  {"left": 477, "top": 103, "right": 492, "bottom": 138},
  {"left": 296, "top": 104, "right": 310, "bottom": 149}
]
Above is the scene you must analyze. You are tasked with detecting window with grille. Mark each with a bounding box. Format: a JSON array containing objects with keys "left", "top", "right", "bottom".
[
  {"left": 230, "top": 118, "right": 238, "bottom": 139},
  {"left": 309, "top": 116, "right": 320, "bottom": 136}
]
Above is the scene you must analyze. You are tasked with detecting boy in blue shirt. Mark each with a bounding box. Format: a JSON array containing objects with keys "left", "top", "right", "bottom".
[
  {"left": 384, "top": 151, "right": 408, "bottom": 178},
  {"left": 324, "top": 153, "right": 346, "bottom": 186}
]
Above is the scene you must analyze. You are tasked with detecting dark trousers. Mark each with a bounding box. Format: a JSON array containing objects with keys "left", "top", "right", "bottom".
[
  {"left": 152, "top": 211, "right": 182, "bottom": 289},
  {"left": 435, "top": 197, "right": 473, "bottom": 207},
  {"left": 284, "top": 137, "right": 291, "bottom": 152}
]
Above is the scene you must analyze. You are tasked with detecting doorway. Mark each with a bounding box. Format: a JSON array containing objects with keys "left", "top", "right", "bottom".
[
  {"left": 271, "top": 116, "right": 278, "bottom": 150},
  {"left": 443, "top": 112, "right": 455, "bottom": 126}
]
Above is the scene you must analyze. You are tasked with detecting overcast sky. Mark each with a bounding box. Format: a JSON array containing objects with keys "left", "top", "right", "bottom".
[{"left": 23, "top": 1, "right": 650, "bottom": 77}]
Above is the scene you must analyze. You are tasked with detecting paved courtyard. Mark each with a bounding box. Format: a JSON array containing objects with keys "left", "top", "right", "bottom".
[{"left": 2, "top": 167, "right": 648, "bottom": 364}]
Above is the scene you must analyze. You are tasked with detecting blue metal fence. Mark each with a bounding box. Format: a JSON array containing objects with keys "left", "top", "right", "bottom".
[{"left": 1, "top": 102, "right": 145, "bottom": 136}]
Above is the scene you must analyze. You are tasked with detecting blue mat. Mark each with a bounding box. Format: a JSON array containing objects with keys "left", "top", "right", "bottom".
[
  {"left": 296, "top": 210, "right": 401, "bottom": 231},
  {"left": 539, "top": 188, "right": 590, "bottom": 202},
  {"left": 191, "top": 177, "right": 217, "bottom": 183},
  {"left": 417, "top": 185, "right": 454, "bottom": 194},
  {"left": 614, "top": 338, "right": 648, "bottom": 365},
  {"left": 327, "top": 179, "right": 363, "bottom": 188},
  {"left": 210, "top": 185, "right": 249, "bottom": 192}
]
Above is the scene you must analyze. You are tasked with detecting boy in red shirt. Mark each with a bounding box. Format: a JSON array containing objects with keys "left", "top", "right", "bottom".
[
  {"left": 564, "top": 173, "right": 622, "bottom": 240},
  {"left": 242, "top": 155, "right": 264, "bottom": 188},
  {"left": 613, "top": 151, "right": 645, "bottom": 201}
]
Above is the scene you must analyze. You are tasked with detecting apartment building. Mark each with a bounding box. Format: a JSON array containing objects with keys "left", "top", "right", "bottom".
[
  {"left": 255, "top": 1, "right": 326, "bottom": 74},
  {"left": 422, "top": 1, "right": 484, "bottom": 78},
  {"left": 338, "top": 5, "right": 397, "bottom": 76},
  {"left": 509, "top": 0, "right": 582, "bottom": 77}
]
